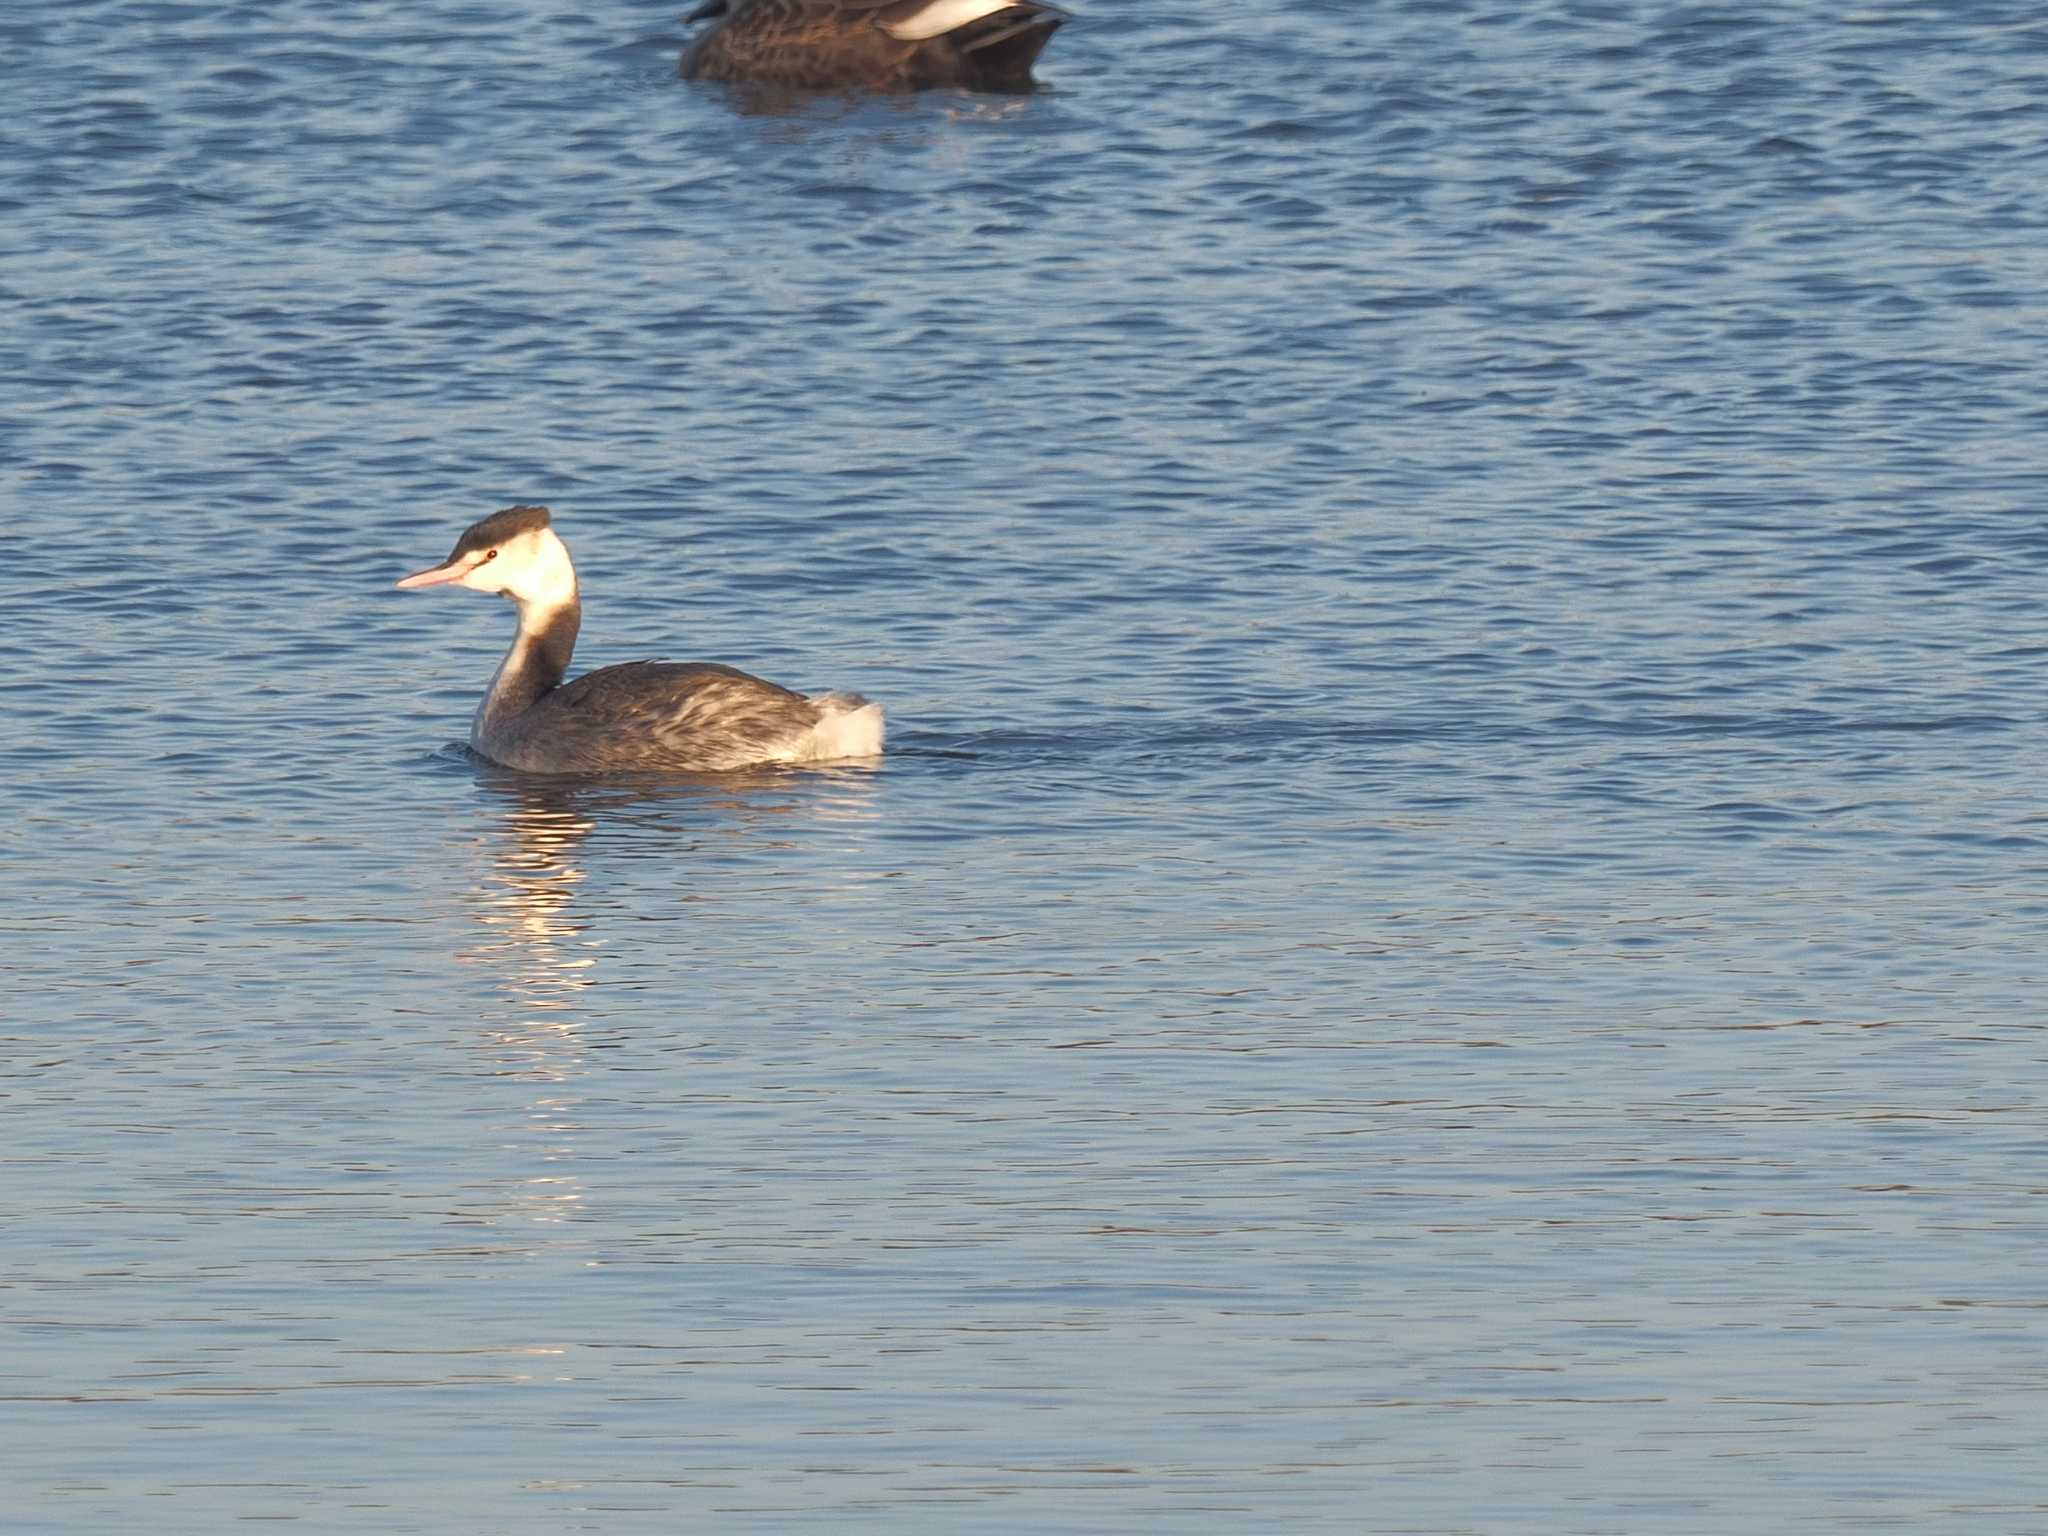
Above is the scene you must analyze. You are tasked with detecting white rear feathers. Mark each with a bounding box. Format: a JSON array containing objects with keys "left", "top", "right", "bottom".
[
  {"left": 880, "top": 0, "right": 1025, "bottom": 42},
  {"left": 795, "top": 696, "right": 887, "bottom": 762}
]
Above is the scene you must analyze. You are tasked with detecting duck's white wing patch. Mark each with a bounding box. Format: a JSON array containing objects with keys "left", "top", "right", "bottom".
[{"left": 879, "top": 0, "right": 1018, "bottom": 42}]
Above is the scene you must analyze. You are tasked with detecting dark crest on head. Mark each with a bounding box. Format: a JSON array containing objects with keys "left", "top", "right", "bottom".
[{"left": 452, "top": 504, "right": 553, "bottom": 558}]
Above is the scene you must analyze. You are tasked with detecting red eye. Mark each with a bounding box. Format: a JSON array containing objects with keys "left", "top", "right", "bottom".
[{"left": 484, "top": 549, "right": 499, "bottom": 561}]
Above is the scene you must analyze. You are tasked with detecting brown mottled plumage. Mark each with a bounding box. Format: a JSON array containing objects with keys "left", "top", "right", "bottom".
[
  {"left": 682, "top": 0, "right": 1069, "bottom": 93},
  {"left": 396, "top": 507, "right": 885, "bottom": 775},
  {"left": 490, "top": 661, "right": 851, "bottom": 774}
]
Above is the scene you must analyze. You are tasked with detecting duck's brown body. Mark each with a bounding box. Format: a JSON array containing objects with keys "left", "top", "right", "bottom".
[{"left": 682, "top": 0, "right": 1067, "bottom": 93}]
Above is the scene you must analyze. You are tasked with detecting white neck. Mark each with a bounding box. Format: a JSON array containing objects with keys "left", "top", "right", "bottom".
[
  {"left": 471, "top": 531, "right": 584, "bottom": 744},
  {"left": 507, "top": 527, "right": 579, "bottom": 614}
]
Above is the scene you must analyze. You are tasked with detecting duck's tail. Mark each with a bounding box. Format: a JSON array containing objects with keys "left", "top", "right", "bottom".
[
  {"left": 957, "top": 3, "right": 1068, "bottom": 57},
  {"left": 880, "top": 0, "right": 1068, "bottom": 88}
]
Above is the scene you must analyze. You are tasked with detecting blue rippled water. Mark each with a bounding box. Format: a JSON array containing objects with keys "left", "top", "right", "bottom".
[{"left": 6, "top": 1, "right": 2048, "bottom": 1530}]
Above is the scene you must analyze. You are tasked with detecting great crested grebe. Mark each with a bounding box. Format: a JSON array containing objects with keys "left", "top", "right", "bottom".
[
  {"left": 681, "top": 0, "right": 1069, "bottom": 93},
  {"left": 395, "top": 506, "right": 884, "bottom": 774}
]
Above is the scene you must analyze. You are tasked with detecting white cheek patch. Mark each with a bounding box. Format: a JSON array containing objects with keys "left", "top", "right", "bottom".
[
  {"left": 455, "top": 555, "right": 502, "bottom": 591},
  {"left": 880, "top": 0, "right": 1018, "bottom": 41}
]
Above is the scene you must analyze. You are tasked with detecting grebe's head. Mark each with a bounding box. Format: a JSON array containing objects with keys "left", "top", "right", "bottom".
[{"left": 396, "top": 505, "right": 575, "bottom": 606}]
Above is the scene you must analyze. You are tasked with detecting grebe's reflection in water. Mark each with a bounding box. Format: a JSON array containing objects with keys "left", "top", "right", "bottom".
[
  {"left": 463, "top": 760, "right": 887, "bottom": 1011},
  {"left": 444, "top": 759, "right": 886, "bottom": 1231}
]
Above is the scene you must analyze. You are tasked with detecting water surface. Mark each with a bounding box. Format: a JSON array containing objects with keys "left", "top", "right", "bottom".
[{"left": 6, "top": 1, "right": 2048, "bottom": 1530}]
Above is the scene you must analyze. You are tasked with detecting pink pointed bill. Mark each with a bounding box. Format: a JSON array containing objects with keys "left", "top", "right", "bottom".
[{"left": 396, "top": 559, "right": 470, "bottom": 589}]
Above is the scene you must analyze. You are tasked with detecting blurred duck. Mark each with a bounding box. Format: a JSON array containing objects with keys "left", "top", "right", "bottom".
[
  {"left": 396, "top": 506, "right": 884, "bottom": 774},
  {"left": 682, "top": 0, "right": 1069, "bottom": 92}
]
